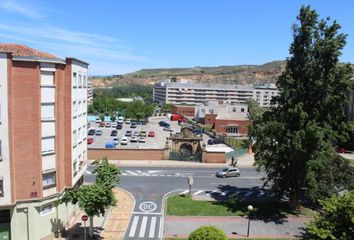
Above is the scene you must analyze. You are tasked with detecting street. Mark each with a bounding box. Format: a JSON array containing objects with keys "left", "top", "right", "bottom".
[{"left": 84, "top": 165, "right": 266, "bottom": 240}]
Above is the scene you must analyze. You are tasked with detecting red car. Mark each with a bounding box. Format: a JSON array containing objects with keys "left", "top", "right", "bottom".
[
  {"left": 87, "top": 138, "right": 94, "bottom": 144},
  {"left": 148, "top": 131, "right": 155, "bottom": 137},
  {"left": 99, "top": 122, "right": 105, "bottom": 127}
]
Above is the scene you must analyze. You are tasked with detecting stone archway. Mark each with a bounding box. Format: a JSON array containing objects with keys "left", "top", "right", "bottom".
[{"left": 168, "top": 127, "right": 204, "bottom": 162}]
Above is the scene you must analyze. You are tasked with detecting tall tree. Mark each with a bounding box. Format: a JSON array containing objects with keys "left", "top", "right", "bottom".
[
  {"left": 250, "top": 6, "right": 354, "bottom": 209},
  {"left": 61, "top": 158, "right": 120, "bottom": 238}
]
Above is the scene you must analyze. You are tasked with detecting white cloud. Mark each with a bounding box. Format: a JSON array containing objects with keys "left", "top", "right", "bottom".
[
  {"left": 0, "top": 0, "right": 43, "bottom": 19},
  {"left": 0, "top": 22, "right": 154, "bottom": 75}
]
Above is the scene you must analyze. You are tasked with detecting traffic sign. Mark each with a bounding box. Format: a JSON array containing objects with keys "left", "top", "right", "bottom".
[{"left": 81, "top": 215, "right": 88, "bottom": 222}]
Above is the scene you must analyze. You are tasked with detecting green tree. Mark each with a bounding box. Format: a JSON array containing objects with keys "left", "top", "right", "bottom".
[
  {"left": 110, "top": 114, "right": 116, "bottom": 122},
  {"left": 302, "top": 191, "right": 354, "bottom": 240},
  {"left": 60, "top": 158, "right": 120, "bottom": 238},
  {"left": 250, "top": 6, "right": 354, "bottom": 209},
  {"left": 188, "top": 226, "right": 227, "bottom": 240}
]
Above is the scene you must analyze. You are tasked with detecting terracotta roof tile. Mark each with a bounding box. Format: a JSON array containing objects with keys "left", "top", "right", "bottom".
[{"left": 0, "top": 43, "right": 58, "bottom": 59}]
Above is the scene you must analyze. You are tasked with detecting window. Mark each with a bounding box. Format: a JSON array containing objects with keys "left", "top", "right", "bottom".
[
  {"left": 41, "top": 137, "right": 55, "bottom": 155},
  {"left": 78, "top": 74, "right": 82, "bottom": 87},
  {"left": 241, "top": 108, "right": 245, "bottom": 112},
  {"left": 41, "top": 72, "right": 54, "bottom": 86},
  {"left": 73, "top": 131, "right": 77, "bottom": 146},
  {"left": 73, "top": 72, "right": 77, "bottom": 87},
  {"left": 232, "top": 108, "right": 236, "bottom": 112},
  {"left": 40, "top": 203, "right": 54, "bottom": 216},
  {"left": 83, "top": 75, "right": 87, "bottom": 87},
  {"left": 227, "top": 127, "right": 238, "bottom": 134},
  {"left": 0, "top": 209, "right": 10, "bottom": 223},
  {"left": 42, "top": 171, "right": 56, "bottom": 188},
  {"left": 0, "top": 178, "right": 3, "bottom": 196},
  {"left": 41, "top": 104, "right": 55, "bottom": 121},
  {"left": 73, "top": 160, "right": 77, "bottom": 177}
]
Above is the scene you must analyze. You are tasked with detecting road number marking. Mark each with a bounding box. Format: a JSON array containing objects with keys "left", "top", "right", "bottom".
[{"left": 139, "top": 201, "right": 157, "bottom": 213}]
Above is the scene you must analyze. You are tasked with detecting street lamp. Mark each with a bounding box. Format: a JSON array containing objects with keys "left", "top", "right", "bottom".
[{"left": 247, "top": 205, "right": 253, "bottom": 237}]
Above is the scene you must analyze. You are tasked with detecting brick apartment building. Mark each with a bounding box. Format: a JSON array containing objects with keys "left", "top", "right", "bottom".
[
  {"left": 171, "top": 104, "right": 195, "bottom": 117},
  {"left": 0, "top": 44, "right": 88, "bottom": 240}
]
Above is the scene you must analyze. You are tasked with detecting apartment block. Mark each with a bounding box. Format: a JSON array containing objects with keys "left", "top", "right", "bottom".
[
  {"left": 0, "top": 44, "right": 88, "bottom": 240},
  {"left": 153, "top": 79, "right": 278, "bottom": 107}
]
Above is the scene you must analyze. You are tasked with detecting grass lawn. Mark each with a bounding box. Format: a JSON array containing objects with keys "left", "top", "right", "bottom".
[{"left": 166, "top": 195, "right": 315, "bottom": 218}]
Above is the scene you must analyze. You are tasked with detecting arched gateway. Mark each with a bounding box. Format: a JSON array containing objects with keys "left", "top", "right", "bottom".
[{"left": 168, "top": 127, "right": 203, "bottom": 162}]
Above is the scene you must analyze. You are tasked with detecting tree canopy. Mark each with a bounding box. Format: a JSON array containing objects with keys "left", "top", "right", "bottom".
[
  {"left": 249, "top": 5, "right": 354, "bottom": 209},
  {"left": 303, "top": 190, "right": 354, "bottom": 240}
]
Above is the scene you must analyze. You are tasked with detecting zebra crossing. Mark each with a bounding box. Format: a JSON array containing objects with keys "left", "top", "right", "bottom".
[
  {"left": 178, "top": 189, "right": 277, "bottom": 199},
  {"left": 126, "top": 214, "right": 161, "bottom": 239},
  {"left": 122, "top": 170, "right": 186, "bottom": 178}
]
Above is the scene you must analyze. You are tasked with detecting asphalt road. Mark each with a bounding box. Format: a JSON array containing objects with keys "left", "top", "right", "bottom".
[{"left": 84, "top": 165, "right": 267, "bottom": 240}]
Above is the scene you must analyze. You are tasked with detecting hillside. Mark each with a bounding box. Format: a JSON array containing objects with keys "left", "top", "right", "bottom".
[{"left": 90, "top": 60, "right": 286, "bottom": 88}]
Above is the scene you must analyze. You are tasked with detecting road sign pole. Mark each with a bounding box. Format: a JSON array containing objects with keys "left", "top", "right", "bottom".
[{"left": 83, "top": 221, "right": 87, "bottom": 240}]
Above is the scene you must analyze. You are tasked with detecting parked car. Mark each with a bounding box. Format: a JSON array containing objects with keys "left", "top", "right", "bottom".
[
  {"left": 216, "top": 167, "right": 240, "bottom": 178},
  {"left": 95, "top": 130, "right": 103, "bottom": 136},
  {"left": 163, "top": 127, "right": 173, "bottom": 132},
  {"left": 192, "top": 128, "right": 204, "bottom": 134},
  {"left": 125, "top": 130, "right": 132, "bottom": 137},
  {"left": 99, "top": 122, "right": 105, "bottom": 127},
  {"left": 208, "top": 138, "right": 222, "bottom": 145},
  {"left": 105, "top": 142, "right": 115, "bottom": 149},
  {"left": 105, "top": 122, "right": 112, "bottom": 128},
  {"left": 148, "top": 131, "right": 155, "bottom": 137},
  {"left": 130, "top": 136, "right": 138, "bottom": 142},
  {"left": 121, "top": 137, "right": 128, "bottom": 145},
  {"left": 335, "top": 147, "right": 346, "bottom": 153},
  {"left": 111, "top": 130, "right": 118, "bottom": 136},
  {"left": 138, "top": 137, "right": 146, "bottom": 143},
  {"left": 113, "top": 138, "right": 119, "bottom": 145},
  {"left": 87, "top": 137, "right": 94, "bottom": 144},
  {"left": 159, "top": 121, "right": 170, "bottom": 127},
  {"left": 116, "top": 124, "right": 123, "bottom": 130},
  {"left": 131, "top": 120, "right": 137, "bottom": 125},
  {"left": 133, "top": 131, "right": 140, "bottom": 137},
  {"left": 130, "top": 123, "right": 137, "bottom": 128},
  {"left": 112, "top": 122, "right": 117, "bottom": 128},
  {"left": 125, "top": 119, "right": 131, "bottom": 124},
  {"left": 140, "top": 130, "right": 147, "bottom": 137},
  {"left": 88, "top": 129, "right": 95, "bottom": 136},
  {"left": 118, "top": 116, "right": 124, "bottom": 124}
]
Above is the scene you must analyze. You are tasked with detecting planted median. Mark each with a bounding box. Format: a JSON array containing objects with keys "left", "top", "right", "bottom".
[{"left": 166, "top": 195, "right": 315, "bottom": 217}]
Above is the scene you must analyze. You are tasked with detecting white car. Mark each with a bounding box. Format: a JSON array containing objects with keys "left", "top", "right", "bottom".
[
  {"left": 138, "top": 137, "right": 146, "bottom": 143},
  {"left": 130, "top": 136, "right": 138, "bottom": 142},
  {"left": 125, "top": 119, "right": 131, "bottom": 124},
  {"left": 113, "top": 138, "right": 119, "bottom": 145},
  {"left": 121, "top": 137, "right": 128, "bottom": 145},
  {"left": 112, "top": 122, "right": 117, "bottom": 128},
  {"left": 118, "top": 116, "right": 124, "bottom": 124}
]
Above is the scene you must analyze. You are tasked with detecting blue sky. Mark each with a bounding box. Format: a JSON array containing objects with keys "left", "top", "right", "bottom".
[{"left": 0, "top": 0, "right": 353, "bottom": 75}]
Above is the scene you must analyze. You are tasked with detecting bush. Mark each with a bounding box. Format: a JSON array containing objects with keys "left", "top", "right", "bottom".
[{"left": 188, "top": 226, "right": 227, "bottom": 240}]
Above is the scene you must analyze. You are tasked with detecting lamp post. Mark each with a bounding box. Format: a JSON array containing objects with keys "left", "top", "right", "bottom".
[{"left": 247, "top": 205, "right": 253, "bottom": 237}]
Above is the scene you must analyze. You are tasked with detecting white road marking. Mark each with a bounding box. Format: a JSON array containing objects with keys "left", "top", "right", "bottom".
[
  {"left": 193, "top": 190, "right": 204, "bottom": 195},
  {"left": 179, "top": 190, "right": 189, "bottom": 195},
  {"left": 129, "top": 216, "right": 139, "bottom": 237},
  {"left": 244, "top": 191, "right": 253, "bottom": 197},
  {"left": 149, "top": 217, "right": 157, "bottom": 238},
  {"left": 132, "top": 212, "right": 161, "bottom": 215},
  {"left": 126, "top": 170, "right": 138, "bottom": 175},
  {"left": 137, "top": 170, "right": 143, "bottom": 174},
  {"left": 139, "top": 216, "right": 148, "bottom": 237},
  {"left": 121, "top": 172, "right": 127, "bottom": 176}
]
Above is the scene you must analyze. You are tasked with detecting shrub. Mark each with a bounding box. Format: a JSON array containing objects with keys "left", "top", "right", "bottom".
[{"left": 188, "top": 226, "right": 227, "bottom": 240}]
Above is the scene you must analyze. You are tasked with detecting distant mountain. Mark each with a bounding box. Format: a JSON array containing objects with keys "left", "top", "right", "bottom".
[{"left": 89, "top": 60, "right": 284, "bottom": 88}]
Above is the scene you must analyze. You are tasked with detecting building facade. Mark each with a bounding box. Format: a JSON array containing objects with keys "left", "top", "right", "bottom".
[
  {"left": 0, "top": 44, "right": 88, "bottom": 240},
  {"left": 153, "top": 79, "right": 278, "bottom": 107}
]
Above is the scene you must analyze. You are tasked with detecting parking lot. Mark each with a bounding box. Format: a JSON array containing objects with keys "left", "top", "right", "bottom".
[{"left": 87, "top": 117, "right": 181, "bottom": 149}]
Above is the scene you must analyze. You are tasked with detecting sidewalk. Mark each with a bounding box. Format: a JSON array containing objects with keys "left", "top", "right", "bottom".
[
  {"left": 164, "top": 215, "right": 311, "bottom": 239},
  {"left": 89, "top": 153, "right": 255, "bottom": 168},
  {"left": 101, "top": 188, "right": 135, "bottom": 239},
  {"left": 51, "top": 188, "right": 134, "bottom": 240}
]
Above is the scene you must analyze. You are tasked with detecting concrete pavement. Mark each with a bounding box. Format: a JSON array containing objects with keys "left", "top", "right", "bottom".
[
  {"left": 89, "top": 153, "right": 255, "bottom": 168},
  {"left": 164, "top": 216, "right": 311, "bottom": 239}
]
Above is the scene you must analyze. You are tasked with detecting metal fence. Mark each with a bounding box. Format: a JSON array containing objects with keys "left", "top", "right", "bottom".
[
  {"left": 169, "top": 151, "right": 202, "bottom": 162},
  {"left": 226, "top": 148, "right": 248, "bottom": 160}
]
